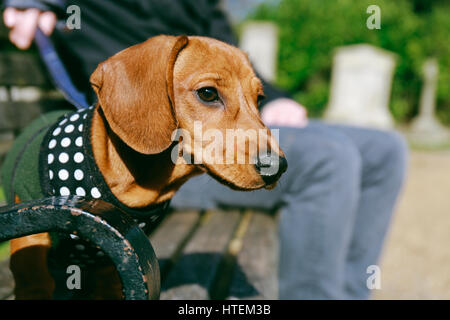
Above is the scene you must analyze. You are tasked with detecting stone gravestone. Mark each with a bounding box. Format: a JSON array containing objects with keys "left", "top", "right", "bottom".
[
  {"left": 325, "top": 44, "right": 397, "bottom": 129},
  {"left": 409, "top": 58, "right": 449, "bottom": 146},
  {"left": 239, "top": 22, "right": 278, "bottom": 83}
]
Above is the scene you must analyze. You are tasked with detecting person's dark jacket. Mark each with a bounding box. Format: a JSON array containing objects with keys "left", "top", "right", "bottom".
[{"left": 3, "top": 0, "right": 289, "bottom": 108}]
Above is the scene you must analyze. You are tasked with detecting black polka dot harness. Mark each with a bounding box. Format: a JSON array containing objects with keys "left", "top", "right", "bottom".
[{"left": 39, "top": 106, "right": 169, "bottom": 268}]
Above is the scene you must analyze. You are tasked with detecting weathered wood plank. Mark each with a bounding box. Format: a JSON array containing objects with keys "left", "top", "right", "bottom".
[
  {"left": 0, "top": 258, "right": 14, "bottom": 300},
  {"left": 149, "top": 210, "right": 201, "bottom": 275},
  {"left": 0, "top": 101, "right": 44, "bottom": 131},
  {"left": 0, "top": 53, "right": 50, "bottom": 87},
  {"left": 161, "top": 210, "right": 240, "bottom": 300},
  {"left": 0, "top": 99, "right": 67, "bottom": 131},
  {"left": 227, "top": 212, "right": 278, "bottom": 300}
]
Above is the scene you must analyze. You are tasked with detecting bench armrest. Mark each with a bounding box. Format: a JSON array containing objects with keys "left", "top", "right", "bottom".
[{"left": 0, "top": 196, "right": 160, "bottom": 300}]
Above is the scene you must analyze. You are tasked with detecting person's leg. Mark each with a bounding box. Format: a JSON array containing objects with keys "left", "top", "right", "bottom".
[
  {"left": 171, "top": 122, "right": 364, "bottom": 299},
  {"left": 328, "top": 125, "right": 408, "bottom": 299}
]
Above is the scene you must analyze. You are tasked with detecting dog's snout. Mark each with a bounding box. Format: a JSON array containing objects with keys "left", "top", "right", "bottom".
[
  {"left": 254, "top": 153, "right": 288, "bottom": 185},
  {"left": 278, "top": 156, "right": 288, "bottom": 174}
]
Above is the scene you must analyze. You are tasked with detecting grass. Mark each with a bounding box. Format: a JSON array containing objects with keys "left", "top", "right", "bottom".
[
  {"left": 0, "top": 242, "right": 8, "bottom": 260},
  {"left": 409, "top": 142, "right": 450, "bottom": 152}
]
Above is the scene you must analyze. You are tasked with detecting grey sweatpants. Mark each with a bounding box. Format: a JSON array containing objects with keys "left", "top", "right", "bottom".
[{"left": 170, "top": 121, "right": 408, "bottom": 299}]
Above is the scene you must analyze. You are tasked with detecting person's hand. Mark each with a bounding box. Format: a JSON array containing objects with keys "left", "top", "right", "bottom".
[
  {"left": 261, "top": 98, "right": 308, "bottom": 128},
  {"left": 3, "top": 7, "right": 57, "bottom": 50}
]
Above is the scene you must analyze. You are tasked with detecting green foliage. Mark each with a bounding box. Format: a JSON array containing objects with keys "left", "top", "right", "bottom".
[{"left": 246, "top": 0, "right": 450, "bottom": 124}]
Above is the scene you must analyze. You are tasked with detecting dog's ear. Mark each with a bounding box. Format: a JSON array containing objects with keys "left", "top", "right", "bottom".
[{"left": 90, "top": 35, "right": 189, "bottom": 154}]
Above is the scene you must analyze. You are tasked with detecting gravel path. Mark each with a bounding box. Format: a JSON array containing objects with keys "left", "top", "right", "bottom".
[{"left": 373, "top": 150, "right": 450, "bottom": 299}]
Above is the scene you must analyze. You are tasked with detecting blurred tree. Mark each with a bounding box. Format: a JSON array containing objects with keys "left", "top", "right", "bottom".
[
  {"left": 243, "top": 0, "right": 450, "bottom": 125},
  {"left": 410, "top": 0, "right": 448, "bottom": 13}
]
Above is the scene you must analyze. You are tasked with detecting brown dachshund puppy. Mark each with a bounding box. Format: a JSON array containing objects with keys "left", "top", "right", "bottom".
[{"left": 9, "top": 35, "right": 287, "bottom": 299}]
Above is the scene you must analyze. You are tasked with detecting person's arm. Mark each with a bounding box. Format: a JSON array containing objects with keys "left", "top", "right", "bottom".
[{"left": 2, "top": 0, "right": 64, "bottom": 49}]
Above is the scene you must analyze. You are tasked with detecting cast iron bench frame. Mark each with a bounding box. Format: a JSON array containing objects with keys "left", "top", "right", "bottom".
[{"left": 0, "top": 196, "right": 161, "bottom": 299}]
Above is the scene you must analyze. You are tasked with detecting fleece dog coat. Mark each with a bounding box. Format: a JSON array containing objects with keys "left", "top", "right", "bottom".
[{"left": 1, "top": 106, "right": 169, "bottom": 268}]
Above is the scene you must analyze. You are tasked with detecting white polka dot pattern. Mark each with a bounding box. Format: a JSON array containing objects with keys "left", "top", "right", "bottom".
[
  {"left": 52, "top": 127, "right": 61, "bottom": 136},
  {"left": 59, "top": 152, "right": 69, "bottom": 164},
  {"left": 49, "top": 139, "right": 57, "bottom": 149},
  {"left": 43, "top": 108, "right": 102, "bottom": 201},
  {"left": 91, "top": 187, "right": 101, "bottom": 199},
  {"left": 61, "top": 137, "right": 71, "bottom": 148},
  {"left": 74, "top": 152, "right": 84, "bottom": 163},
  {"left": 74, "top": 169, "right": 84, "bottom": 181},
  {"left": 60, "top": 186, "right": 70, "bottom": 196},
  {"left": 76, "top": 187, "right": 86, "bottom": 196},
  {"left": 64, "top": 124, "right": 75, "bottom": 133},
  {"left": 75, "top": 137, "right": 83, "bottom": 147},
  {"left": 58, "top": 169, "right": 69, "bottom": 180}
]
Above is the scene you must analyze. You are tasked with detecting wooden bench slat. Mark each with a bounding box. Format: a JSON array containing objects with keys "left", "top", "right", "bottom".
[
  {"left": 0, "top": 102, "right": 44, "bottom": 131},
  {"left": 160, "top": 210, "right": 240, "bottom": 300},
  {"left": 149, "top": 210, "right": 201, "bottom": 275},
  {"left": 0, "top": 258, "right": 13, "bottom": 300},
  {"left": 0, "top": 53, "right": 49, "bottom": 87},
  {"left": 0, "top": 99, "right": 67, "bottom": 133},
  {"left": 227, "top": 212, "right": 278, "bottom": 300}
]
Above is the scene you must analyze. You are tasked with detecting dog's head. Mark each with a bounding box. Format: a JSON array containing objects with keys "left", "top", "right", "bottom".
[{"left": 90, "top": 35, "right": 287, "bottom": 191}]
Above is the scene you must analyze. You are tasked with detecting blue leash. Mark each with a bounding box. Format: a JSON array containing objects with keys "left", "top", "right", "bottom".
[{"left": 34, "top": 28, "right": 90, "bottom": 110}]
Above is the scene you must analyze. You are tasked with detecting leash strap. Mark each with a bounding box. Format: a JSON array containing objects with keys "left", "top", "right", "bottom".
[{"left": 34, "top": 28, "right": 90, "bottom": 110}]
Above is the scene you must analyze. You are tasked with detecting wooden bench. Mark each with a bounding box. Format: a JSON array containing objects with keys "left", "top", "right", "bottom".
[
  {"left": 0, "top": 201, "right": 278, "bottom": 300},
  {"left": 151, "top": 207, "right": 278, "bottom": 300}
]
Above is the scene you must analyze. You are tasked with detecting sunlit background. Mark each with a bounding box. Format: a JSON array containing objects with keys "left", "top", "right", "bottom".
[{"left": 223, "top": 0, "right": 450, "bottom": 299}]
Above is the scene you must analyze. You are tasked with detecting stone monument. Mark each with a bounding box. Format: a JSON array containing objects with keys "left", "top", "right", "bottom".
[
  {"left": 239, "top": 22, "right": 278, "bottom": 82},
  {"left": 409, "top": 58, "right": 449, "bottom": 146},
  {"left": 325, "top": 44, "right": 397, "bottom": 129}
]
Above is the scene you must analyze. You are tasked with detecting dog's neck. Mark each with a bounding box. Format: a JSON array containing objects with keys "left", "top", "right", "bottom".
[{"left": 90, "top": 107, "right": 202, "bottom": 208}]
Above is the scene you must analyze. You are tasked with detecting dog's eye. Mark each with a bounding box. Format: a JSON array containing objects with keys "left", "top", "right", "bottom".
[{"left": 197, "top": 87, "right": 219, "bottom": 103}]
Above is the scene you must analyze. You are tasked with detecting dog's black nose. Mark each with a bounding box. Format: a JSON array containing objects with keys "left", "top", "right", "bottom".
[{"left": 255, "top": 153, "right": 288, "bottom": 185}]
